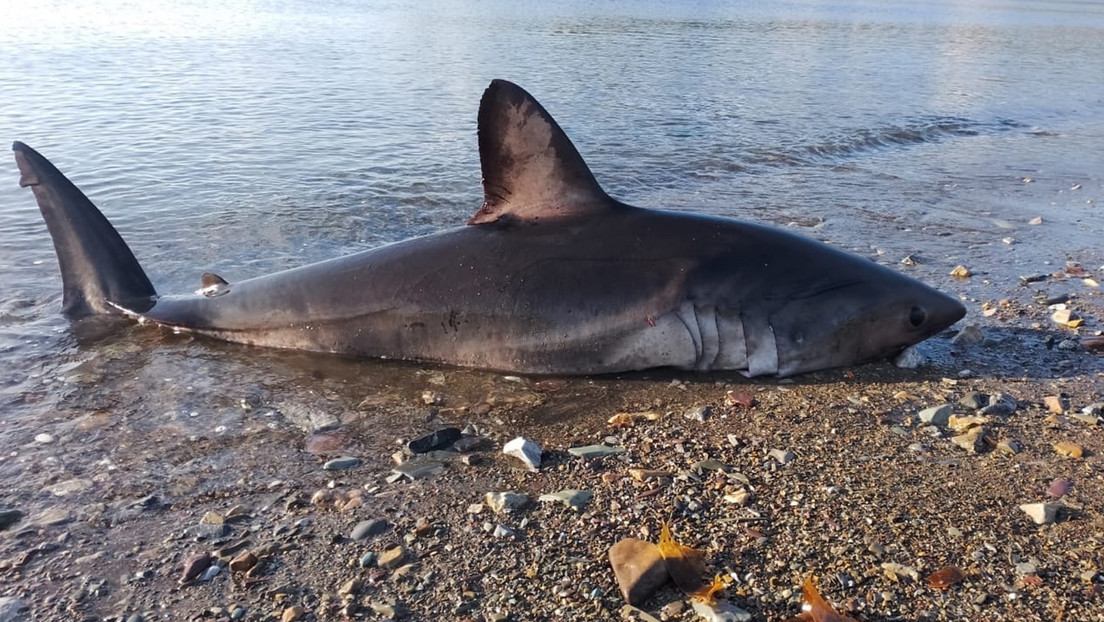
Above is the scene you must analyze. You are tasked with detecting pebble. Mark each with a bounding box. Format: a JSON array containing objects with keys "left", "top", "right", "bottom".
[
  {"left": 180, "top": 552, "right": 213, "bottom": 583},
  {"left": 768, "top": 448, "right": 795, "bottom": 464},
  {"left": 0, "top": 597, "right": 28, "bottom": 621},
  {"left": 997, "top": 439, "right": 1022, "bottom": 454},
  {"left": 452, "top": 436, "right": 487, "bottom": 452},
  {"left": 608, "top": 538, "right": 669, "bottom": 606},
  {"left": 492, "top": 524, "right": 516, "bottom": 539},
  {"left": 44, "top": 478, "right": 93, "bottom": 497},
  {"left": 322, "top": 456, "right": 360, "bottom": 471},
  {"left": 485, "top": 492, "right": 529, "bottom": 513},
  {"left": 951, "top": 325, "right": 983, "bottom": 345},
  {"left": 502, "top": 437, "right": 542, "bottom": 470},
  {"left": 959, "top": 392, "right": 987, "bottom": 409},
  {"left": 392, "top": 459, "right": 445, "bottom": 480},
  {"left": 1053, "top": 442, "right": 1084, "bottom": 458},
  {"left": 622, "top": 605, "right": 663, "bottom": 622},
  {"left": 1046, "top": 478, "right": 1071, "bottom": 498},
  {"left": 894, "top": 346, "right": 925, "bottom": 368},
  {"left": 683, "top": 405, "right": 713, "bottom": 422},
  {"left": 281, "top": 606, "right": 304, "bottom": 622},
  {"left": 978, "top": 393, "right": 1017, "bottom": 416},
  {"left": 34, "top": 433, "right": 54, "bottom": 444},
  {"left": 186, "top": 522, "right": 229, "bottom": 539},
  {"left": 1071, "top": 412, "right": 1101, "bottom": 426},
  {"left": 200, "top": 564, "right": 221, "bottom": 581},
  {"left": 951, "top": 427, "right": 988, "bottom": 453},
  {"left": 358, "top": 552, "right": 376, "bottom": 567},
  {"left": 538, "top": 489, "right": 593, "bottom": 510},
  {"left": 1019, "top": 502, "right": 1059, "bottom": 525},
  {"left": 1043, "top": 395, "right": 1066, "bottom": 414},
  {"left": 407, "top": 428, "right": 462, "bottom": 454},
  {"left": 378, "top": 546, "right": 406, "bottom": 569},
  {"left": 691, "top": 600, "right": 753, "bottom": 622},
  {"left": 567, "top": 444, "right": 626, "bottom": 458},
  {"left": 229, "top": 550, "right": 257, "bottom": 572},
  {"left": 200, "top": 511, "right": 225, "bottom": 525},
  {"left": 350, "top": 519, "right": 390, "bottom": 541},
  {"left": 919, "top": 404, "right": 952, "bottom": 426}
]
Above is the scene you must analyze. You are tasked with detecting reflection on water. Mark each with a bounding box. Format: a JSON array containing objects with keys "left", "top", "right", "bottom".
[{"left": 0, "top": 0, "right": 1102, "bottom": 440}]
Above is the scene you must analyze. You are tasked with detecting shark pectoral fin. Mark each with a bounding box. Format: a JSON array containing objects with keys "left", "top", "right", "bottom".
[{"left": 469, "top": 80, "right": 618, "bottom": 225}]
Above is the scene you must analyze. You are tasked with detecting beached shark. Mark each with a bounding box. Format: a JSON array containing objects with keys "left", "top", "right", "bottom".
[{"left": 12, "top": 79, "right": 964, "bottom": 377}]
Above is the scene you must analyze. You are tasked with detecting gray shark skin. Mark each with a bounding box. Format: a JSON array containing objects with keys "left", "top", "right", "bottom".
[{"left": 12, "top": 79, "right": 965, "bottom": 377}]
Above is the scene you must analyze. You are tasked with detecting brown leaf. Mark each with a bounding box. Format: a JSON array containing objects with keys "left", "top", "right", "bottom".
[
  {"left": 926, "top": 565, "right": 965, "bottom": 590},
  {"left": 785, "top": 577, "right": 859, "bottom": 622},
  {"left": 691, "top": 574, "right": 727, "bottom": 605}
]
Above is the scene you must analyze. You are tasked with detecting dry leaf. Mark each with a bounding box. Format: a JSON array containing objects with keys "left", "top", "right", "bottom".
[
  {"left": 926, "top": 565, "right": 965, "bottom": 590},
  {"left": 784, "top": 577, "right": 859, "bottom": 622},
  {"left": 690, "top": 574, "right": 727, "bottom": 605},
  {"left": 657, "top": 522, "right": 707, "bottom": 594}
]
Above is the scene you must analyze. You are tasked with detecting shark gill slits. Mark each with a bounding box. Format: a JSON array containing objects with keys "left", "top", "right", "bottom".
[{"left": 909, "top": 305, "right": 927, "bottom": 328}]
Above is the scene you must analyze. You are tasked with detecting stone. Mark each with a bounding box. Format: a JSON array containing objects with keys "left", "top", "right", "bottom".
[
  {"left": 690, "top": 459, "right": 728, "bottom": 472},
  {"left": 492, "top": 524, "right": 516, "bottom": 539},
  {"left": 502, "top": 437, "right": 542, "bottom": 470},
  {"left": 951, "top": 325, "right": 983, "bottom": 345},
  {"left": 44, "top": 478, "right": 93, "bottom": 497},
  {"left": 392, "top": 460, "right": 444, "bottom": 480},
  {"left": 34, "top": 433, "right": 54, "bottom": 444},
  {"left": 567, "top": 444, "right": 626, "bottom": 458},
  {"left": 683, "top": 405, "right": 712, "bottom": 422},
  {"left": 997, "top": 438, "right": 1022, "bottom": 454},
  {"left": 1054, "top": 442, "right": 1084, "bottom": 458},
  {"left": 538, "top": 489, "right": 593, "bottom": 510},
  {"left": 0, "top": 509, "right": 25, "bottom": 531},
  {"left": 1020, "top": 503, "right": 1059, "bottom": 525},
  {"left": 201, "top": 511, "right": 225, "bottom": 525},
  {"left": 359, "top": 552, "right": 376, "bottom": 568},
  {"left": 180, "top": 552, "right": 213, "bottom": 583},
  {"left": 452, "top": 436, "right": 488, "bottom": 452},
  {"left": 281, "top": 606, "right": 304, "bottom": 622},
  {"left": 200, "top": 564, "right": 221, "bottom": 581},
  {"left": 978, "top": 393, "right": 1016, "bottom": 416},
  {"left": 322, "top": 456, "right": 360, "bottom": 471},
  {"left": 621, "top": 604, "right": 663, "bottom": 622},
  {"left": 378, "top": 546, "right": 406, "bottom": 570},
  {"left": 768, "top": 448, "right": 795, "bottom": 464},
  {"left": 950, "top": 427, "right": 988, "bottom": 453},
  {"left": 407, "top": 428, "right": 462, "bottom": 454},
  {"left": 485, "top": 492, "right": 528, "bottom": 513},
  {"left": 691, "top": 600, "right": 753, "bottom": 622},
  {"left": 959, "top": 392, "right": 987, "bottom": 409},
  {"left": 350, "top": 519, "right": 390, "bottom": 541},
  {"left": 1043, "top": 395, "right": 1066, "bottom": 414},
  {"left": 337, "top": 578, "right": 362, "bottom": 597},
  {"left": 919, "top": 404, "right": 952, "bottom": 427},
  {"left": 228, "top": 550, "right": 257, "bottom": 572},
  {"left": 894, "top": 346, "right": 925, "bottom": 368},
  {"left": 186, "top": 522, "right": 229, "bottom": 539},
  {"left": 608, "top": 538, "right": 669, "bottom": 606}
]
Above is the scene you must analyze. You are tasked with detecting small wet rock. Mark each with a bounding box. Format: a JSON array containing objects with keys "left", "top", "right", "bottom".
[
  {"left": 392, "top": 460, "right": 445, "bottom": 480},
  {"left": 608, "top": 538, "right": 669, "bottom": 606},
  {"left": 228, "top": 550, "right": 257, "bottom": 573},
  {"left": 951, "top": 325, "right": 983, "bottom": 345},
  {"left": 0, "top": 598, "right": 29, "bottom": 621},
  {"left": 894, "top": 346, "right": 925, "bottom": 368},
  {"left": 322, "top": 456, "right": 360, "bottom": 471},
  {"left": 959, "top": 392, "right": 987, "bottom": 410},
  {"left": 978, "top": 393, "right": 1016, "bottom": 416},
  {"left": 567, "top": 444, "right": 626, "bottom": 459},
  {"left": 350, "top": 519, "right": 390, "bottom": 541},
  {"left": 407, "top": 428, "right": 461, "bottom": 454},
  {"left": 492, "top": 524, "right": 516, "bottom": 539},
  {"left": 502, "top": 437, "right": 542, "bottom": 470},
  {"left": 180, "top": 551, "right": 213, "bottom": 582}
]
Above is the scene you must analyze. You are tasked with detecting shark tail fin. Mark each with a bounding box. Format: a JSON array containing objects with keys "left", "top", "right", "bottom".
[{"left": 13, "top": 142, "right": 156, "bottom": 318}]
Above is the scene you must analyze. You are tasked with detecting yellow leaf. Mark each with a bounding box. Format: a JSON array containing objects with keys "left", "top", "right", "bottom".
[
  {"left": 657, "top": 522, "right": 707, "bottom": 594},
  {"left": 690, "top": 574, "right": 726, "bottom": 605}
]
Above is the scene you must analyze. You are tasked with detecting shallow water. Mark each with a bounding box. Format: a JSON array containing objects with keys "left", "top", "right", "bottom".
[{"left": 0, "top": 0, "right": 1102, "bottom": 440}]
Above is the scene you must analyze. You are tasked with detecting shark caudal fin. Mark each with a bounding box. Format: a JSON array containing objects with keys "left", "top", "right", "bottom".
[{"left": 13, "top": 142, "right": 156, "bottom": 318}]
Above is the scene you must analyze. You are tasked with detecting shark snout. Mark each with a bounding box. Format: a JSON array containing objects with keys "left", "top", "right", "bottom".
[{"left": 914, "top": 289, "right": 966, "bottom": 337}]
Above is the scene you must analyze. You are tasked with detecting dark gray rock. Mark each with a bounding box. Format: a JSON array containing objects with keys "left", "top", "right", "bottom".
[{"left": 407, "top": 428, "right": 462, "bottom": 454}]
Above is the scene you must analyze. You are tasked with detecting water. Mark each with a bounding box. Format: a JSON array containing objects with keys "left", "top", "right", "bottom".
[{"left": 0, "top": 0, "right": 1103, "bottom": 436}]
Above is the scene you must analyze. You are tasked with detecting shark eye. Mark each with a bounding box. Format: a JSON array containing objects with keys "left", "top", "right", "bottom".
[{"left": 909, "top": 305, "right": 927, "bottom": 328}]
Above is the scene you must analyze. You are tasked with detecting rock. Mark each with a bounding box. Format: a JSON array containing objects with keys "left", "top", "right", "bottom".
[
  {"left": 34, "top": 432, "right": 54, "bottom": 444},
  {"left": 723, "top": 490, "right": 752, "bottom": 505},
  {"left": 180, "top": 552, "right": 213, "bottom": 583},
  {"left": 359, "top": 552, "right": 376, "bottom": 568},
  {"left": 1043, "top": 395, "right": 1066, "bottom": 414},
  {"left": 502, "top": 437, "right": 542, "bottom": 470},
  {"left": 978, "top": 393, "right": 1016, "bottom": 416},
  {"left": 186, "top": 522, "right": 229, "bottom": 539},
  {"left": 997, "top": 439, "right": 1022, "bottom": 454},
  {"left": 200, "top": 564, "right": 221, "bottom": 581},
  {"left": 1020, "top": 503, "right": 1059, "bottom": 525},
  {"left": 627, "top": 469, "right": 674, "bottom": 482},
  {"left": 492, "top": 524, "right": 516, "bottom": 539},
  {"left": 691, "top": 600, "right": 753, "bottom": 622},
  {"left": 621, "top": 604, "right": 663, "bottom": 622},
  {"left": 1071, "top": 412, "right": 1101, "bottom": 426},
  {"left": 308, "top": 411, "right": 341, "bottom": 433},
  {"left": 538, "top": 489, "right": 593, "bottom": 510},
  {"left": 608, "top": 538, "right": 669, "bottom": 606},
  {"left": 378, "top": 546, "right": 406, "bottom": 570},
  {"left": 951, "top": 325, "right": 983, "bottom": 345},
  {"left": 683, "top": 405, "right": 712, "bottom": 422},
  {"left": 0, "top": 597, "right": 28, "bottom": 622},
  {"left": 392, "top": 459, "right": 444, "bottom": 480},
  {"left": 0, "top": 509, "right": 25, "bottom": 531},
  {"left": 350, "top": 519, "right": 390, "bottom": 541},
  {"left": 1054, "top": 442, "right": 1084, "bottom": 458},
  {"left": 567, "top": 444, "right": 626, "bottom": 459},
  {"left": 281, "top": 606, "right": 304, "bottom": 622},
  {"left": 950, "top": 427, "right": 988, "bottom": 453},
  {"left": 337, "top": 578, "right": 362, "bottom": 597},
  {"left": 1047, "top": 478, "right": 1071, "bottom": 499},
  {"left": 452, "top": 436, "right": 488, "bottom": 452},
  {"left": 768, "top": 448, "right": 795, "bottom": 464},
  {"left": 690, "top": 459, "right": 729, "bottom": 473},
  {"left": 44, "top": 478, "right": 93, "bottom": 497},
  {"left": 407, "top": 428, "right": 462, "bottom": 454},
  {"left": 201, "top": 511, "right": 225, "bottom": 525},
  {"left": 959, "top": 392, "right": 987, "bottom": 409},
  {"left": 322, "top": 456, "right": 360, "bottom": 471},
  {"left": 485, "top": 492, "right": 529, "bottom": 513},
  {"left": 894, "top": 345, "right": 925, "bottom": 368},
  {"left": 919, "top": 404, "right": 952, "bottom": 426},
  {"left": 228, "top": 550, "right": 257, "bottom": 573},
  {"left": 949, "top": 265, "right": 971, "bottom": 278}
]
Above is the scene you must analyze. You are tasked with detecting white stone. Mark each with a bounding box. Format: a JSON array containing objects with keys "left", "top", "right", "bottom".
[
  {"left": 502, "top": 437, "right": 541, "bottom": 470},
  {"left": 485, "top": 492, "right": 529, "bottom": 513},
  {"left": 1019, "top": 502, "right": 1059, "bottom": 525},
  {"left": 691, "top": 600, "right": 752, "bottom": 622}
]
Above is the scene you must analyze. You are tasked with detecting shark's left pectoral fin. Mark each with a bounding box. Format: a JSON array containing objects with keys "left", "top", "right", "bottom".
[{"left": 469, "top": 80, "right": 619, "bottom": 225}]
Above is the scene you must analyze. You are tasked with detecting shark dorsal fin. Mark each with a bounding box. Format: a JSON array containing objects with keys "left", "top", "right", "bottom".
[{"left": 469, "top": 80, "right": 614, "bottom": 225}]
